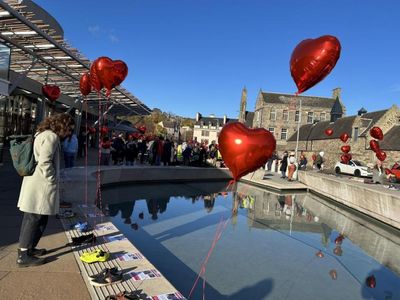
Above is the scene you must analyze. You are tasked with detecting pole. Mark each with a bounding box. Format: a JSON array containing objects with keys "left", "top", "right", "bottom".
[{"left": 294, "top": 97, "right": 302, "bottom": 162}]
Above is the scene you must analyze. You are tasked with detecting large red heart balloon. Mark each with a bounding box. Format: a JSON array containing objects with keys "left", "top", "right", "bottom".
[
  {"left": 369, "top": 140, "right": 380, "bottom": 152},
  {"left": 376, "top": 150, "right": 386, "bottom": 162},
  {"left": 90, "top": 63, "right": 103, "bottom": 92},
  {"left": 42, "top": 84, "right": 61, "bottom": 102},
  {"left": 290, "top": 35, "right": 341, "bottom": 94},
  {"left": 370, "top": 126, "right": 383, "bottom": 140},
  {"left": 340, "top": 133, "right": 349, "bottom": 143},
  {"left": 341, "top": 145, "right": 350, "bottom": 153},
  {"left": 79, "top": 72, "right": 92, "bottom": 96},
  {"left": 218, "top": 122, "right": 276, "bottom": 181},
  {"left": 92, "top": 56, "right": 128, "bottom": 96},
  {"left": 325, "top": 128, "right": 333, "bottom": 136}
]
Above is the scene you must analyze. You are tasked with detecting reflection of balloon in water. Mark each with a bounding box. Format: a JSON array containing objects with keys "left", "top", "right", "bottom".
[
  {"left": 290, "top": 35, "right": 341, "bottom": 94},
  {"left": 370, "top": 127, "right": 383, "bottom": 140},
  {"left": 329, "top": 270, "right": 337, "bottom": 280},
  {"left": 315, "top": 250, "right": 324, "bottom": 258},
  {"left": 218, "top": 122, "right": 276, "bottom": 181}
]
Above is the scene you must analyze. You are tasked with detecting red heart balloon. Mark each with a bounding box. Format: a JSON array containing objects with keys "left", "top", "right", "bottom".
[
  {"left": 325, "top": 128, "right": 333, "bottom": 136},
  {"left": 312, "top": 154, "right": 317, "bottom": 161},
  {"left": 88, "top": 127, "right": 96, "bottom": 134},
  {"left": 290, "top": 35, "right": 341, "bottom": 94},
  {"left": 385, "top": 168, "right": 392, "bottom": 175},
  {"left": 370, "top": 126, "right": 383, "bottom": 140},
  {"left": 341, "top": 145, "right": 350, "bottom": 153},
  {"left": 366, "top": 275, "right": 376, "bottom": 288},
  {"left": 100, "top": 126, "right": 109, "bottom": 136},
  {"left": 218, "top": 122, "right": 276, "bottom": 181},
  {"left": 90, "top": 62, "right": 103, "bottom": 92},
  {"left": 340, "top": 133, "right": 349, "bottom": 143},
  {"left": 340, "top": 153, "right": 352, "bottom": 164},
  {"left": 42, "top": 85, "right": 61, "bottom": 102},
  {"left": 92, "top": 56, "right": 128, "bottom": 96},
  {"left": 369, "top": 140, "right": 380, "bottom": 152},
  {"left": 376, "top": 150, "right": 387, "bottom": 162},
  {"left": 79, "top": 72, "right": 92, "bottom": 96}
]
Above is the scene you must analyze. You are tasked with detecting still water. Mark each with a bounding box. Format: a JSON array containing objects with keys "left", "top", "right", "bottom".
[{"left": 102, "top": 181, "right": 400, "bottom": 300}]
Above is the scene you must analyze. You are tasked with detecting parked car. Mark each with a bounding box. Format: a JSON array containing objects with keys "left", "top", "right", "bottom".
[{"left": 334, "top": 160, "right": 373, "bottom": 177}]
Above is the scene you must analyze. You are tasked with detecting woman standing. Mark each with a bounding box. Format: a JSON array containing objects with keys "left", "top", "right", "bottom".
[{"left": 17, "top": 113, "right": 75, "bottom": 267}]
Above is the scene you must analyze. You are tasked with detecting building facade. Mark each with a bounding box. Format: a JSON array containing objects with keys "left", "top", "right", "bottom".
[
  {"left": 193, "top": 113, "right": 237, "bottom": 144},
  {"left": 239, "top": 87, "right": 346, "bottom": 150},
  {"left": 286, "top": 105, "right": 400, "bottom": 169}
]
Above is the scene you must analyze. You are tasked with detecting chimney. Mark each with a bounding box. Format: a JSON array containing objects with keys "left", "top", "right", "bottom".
[
  {"left": 332, "top": 87, "right": 341, "bottom": 100},
  {"left": 223, "top": 115, "right": 227, "bottom": 124},
  {"left": 358, "top": 107, "right": 367, "bottom": 116}
]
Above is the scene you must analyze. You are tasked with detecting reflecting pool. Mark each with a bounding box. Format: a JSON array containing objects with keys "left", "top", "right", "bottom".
[{"left": 102, "top": 181, "right": 400, "bottom": 300}]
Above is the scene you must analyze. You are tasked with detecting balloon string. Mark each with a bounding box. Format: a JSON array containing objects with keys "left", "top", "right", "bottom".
[
  {"left": 187, "top": 217, "right": 229, "bottom": 299},
  {"left": 225, "top": 179, "right": 235, "bottom": 191},
  {"left": 84, "top": 98, "right": 88, "bottom": 222}
]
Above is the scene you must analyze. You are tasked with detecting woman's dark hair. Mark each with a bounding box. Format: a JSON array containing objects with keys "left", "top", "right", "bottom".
[{"left": 36, "top": 113, "right": 75, "bottom": 138}]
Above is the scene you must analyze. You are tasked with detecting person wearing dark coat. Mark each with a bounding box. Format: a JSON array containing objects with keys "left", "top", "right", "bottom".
[
  {"left": 162, "top": 139, "right": 172, "bottom": 166},
  {"left": 280, "top": 151, "right": 288, "bottom": 178}
]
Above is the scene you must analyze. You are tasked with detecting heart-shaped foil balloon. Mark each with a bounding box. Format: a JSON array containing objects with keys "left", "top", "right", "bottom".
[
  {"left": 370, "top": 126, "right": 383, "bottom": 140},
  {"left": 42, "top": 85, "right": 61, "bottom": 102},
  {"left": 340, "top": 153, "right": 352, "bottom": 164},
  {"left": 290, "top": 35, "right": 341, "bottom": 94},
  {"left": 341, "top": 145, "right": 350, "bottom": 153},
  {"left": 79, "top": 72, "right": 92, "bottom": 96},
  {"left": 369, "top": 140, "right": 380, "bottom": 152},
  {"left": 340, "top": 133, "right": 349, "bottom": 143},
  {"left": 218, "top": 122, "right": 276, "bottom": 181},
  {"left": 325, "top": 128, "right": 333, "bottom": 136},
  {"left": 376, "top": 150, "right": 387, "bottom": 162}
]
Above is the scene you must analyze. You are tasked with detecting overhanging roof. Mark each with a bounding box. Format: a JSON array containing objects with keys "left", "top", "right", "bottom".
[{"left": 0, "top": 0, "right": 152, "bottom": 116}]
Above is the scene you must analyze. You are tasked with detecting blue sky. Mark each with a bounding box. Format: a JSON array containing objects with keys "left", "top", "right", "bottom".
[{"left": 35, "top": 0, "right": 400, "bottom": 119}]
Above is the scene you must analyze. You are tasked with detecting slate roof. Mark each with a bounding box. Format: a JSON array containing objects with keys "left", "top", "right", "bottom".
[
  {"left": 261, "top": 92, "right": 336, "bottom": 109},
  {"left": 359, "top": 110, "right": 387, "bottom": 136},
  {"left": 245, "top": 111, "right": 254, "bottom": 127},
  {"left": 161, "top": 121, "right": 176, "bottom": 129},
  {"left": 379, "top": 125, "right": 400, "bottom": 150},
  {"left": 195, "top": 116, "right": 238, "bottom": 126}
]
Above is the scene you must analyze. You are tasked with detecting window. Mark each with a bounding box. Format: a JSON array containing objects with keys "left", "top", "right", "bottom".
[
  {"left": 283, "top": 110, "right": 288, "bottom": 121},
  {"left": 256, "top": 110, "right": 260, "bottom": 122},
  {"left": 281, "top": 128, "right": 287, "bottom": 140},
  {"left": 353, "top": 127, "right": 359, "bottom": 142},
  {"left": 270, "top": 109, "right": 276, "bottom": 120},
  {"left": 307, "top": 112, "right": 314, "bottom": 124},
  {"left": 320, "top": 112, "right": 326, "bottom": 121},
  {"left": 268, "top": 127, "right": 274, "bottom": 135},
  {"left": 201, "top": 130, "right": 209, "bottom": 137},
  {"left": 295, "top": 111, "right": 300, "bottom": 122}
]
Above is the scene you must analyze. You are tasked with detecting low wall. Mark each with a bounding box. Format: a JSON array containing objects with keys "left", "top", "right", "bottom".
[{"left": 298, "top": 171, "right": 400, "bottom": 229}]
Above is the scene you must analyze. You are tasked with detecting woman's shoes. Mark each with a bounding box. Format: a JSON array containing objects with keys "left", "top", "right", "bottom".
[{"left": 71, "top": 233, "right": 96, "bottom": 246}]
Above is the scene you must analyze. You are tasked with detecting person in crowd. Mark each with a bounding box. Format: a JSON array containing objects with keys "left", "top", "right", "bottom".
[
  {"left": 208, "top": 145, "right": 218, "bottom": 167},
  {"left": 267, "top": 151, "right": 278, "bottom": 171},
  {"left": 199, "top": 144, "right": 207, "bottom": 167},
  {"left": 162, "top": 138, "right": 172, "bottom": 166},
  {"left": 138, "top": 138, "right": 147, "bottom": 164},
  {"left": 287, "top": 152, "right": 297, "bottom": 181},
  {"left": 372, "top": 159, "right": 385, "bottom": 184},
  {"left": 280, "top": 151, "right": 288, "bottom": 178},
  {"left": 125, "top": 135, "right": 138, "bottom": 166},
  {"left": 17, "top": 113, "right": 75, "bottom": 267},
  {"left": 62, "top": 132, "right": 78, "bottom": 168},
  {"left": 182, "top": 143, "right": 192, "bottom": 166},
  {"left": 100, "top": 136, "right": 111, "bottom": 165},
  {"left": 315, "top": 151, "right": 325, "bottom": 171},
  {"left": 299, "top": 154, "right": 308, "bottom": 171},
  {"left": 111, "top": 133, "right": 125, "bottom": 165}
]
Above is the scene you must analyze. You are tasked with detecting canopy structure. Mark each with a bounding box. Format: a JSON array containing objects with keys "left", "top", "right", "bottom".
[{"left": 0, "top": 0, "right": 151, "bottom": 117}]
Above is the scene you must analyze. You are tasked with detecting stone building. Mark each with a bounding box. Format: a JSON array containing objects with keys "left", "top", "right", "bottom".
[
  {"left": 239, "top": 87, "right": 346, "bottom": 150},
  {"left": 238, "top": 87, "right": 254, "bottom": 127},
  {"left": 193, "top": 113, "right": 237, "bottom": 144},
  {"left": 286, "top": 105, "right": 400, "bottom": 169}
]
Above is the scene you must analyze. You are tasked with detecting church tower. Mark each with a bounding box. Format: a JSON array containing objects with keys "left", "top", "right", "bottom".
[{"left": 239, "top": 86, "right": 247, "bottom": 123}]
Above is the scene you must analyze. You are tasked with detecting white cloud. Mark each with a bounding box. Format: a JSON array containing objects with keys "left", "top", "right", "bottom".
[
  {"left": 88, "top": 25, "right": 100, "bottom": 34},
  {"left": 109, "top": 34, "right": 119, "bottom": 43}
]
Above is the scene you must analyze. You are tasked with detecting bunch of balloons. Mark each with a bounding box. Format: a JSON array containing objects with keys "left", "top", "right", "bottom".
[
  {"left": 79, "top": 56, "right": 128, "bottom": 97},
  {"left": 339, "top": 132, "right": 352, "bottom": 164},
  {"left": 369, "top": 126, "right": 386, "bottom": 161}
]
